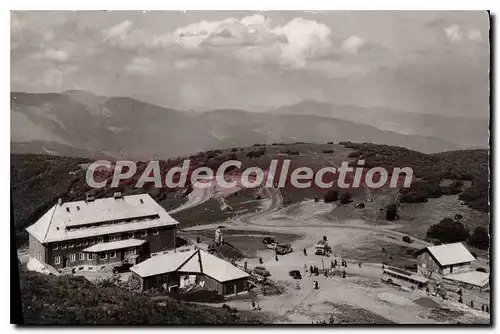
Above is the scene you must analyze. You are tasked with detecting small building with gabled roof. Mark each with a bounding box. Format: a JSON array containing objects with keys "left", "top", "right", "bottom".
[
  {"left": 130, "top": 248, "right": 250, "bottom": 296},
  {"left": 415, "top": 242, "right": 476, "bottom": 278}
]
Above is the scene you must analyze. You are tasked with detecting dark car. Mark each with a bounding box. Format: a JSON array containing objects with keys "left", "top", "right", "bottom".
[
  {"left": 402, "top": 236, "right": 413, "bottom": 243},
  {"left": 476, "top": 268, "right": 487, "bottom": 273},
  {"left": 253, "top": 266, "right": 271, "bottom": 277},
  {"left": 289, "top": 270, "right": 302, "bottom": 279},
  {"left": 263, "top": 237, "right": 275, "bottom": 244},
  {"left": 112, "top": 263, "right": 133, "bottom": 274}
]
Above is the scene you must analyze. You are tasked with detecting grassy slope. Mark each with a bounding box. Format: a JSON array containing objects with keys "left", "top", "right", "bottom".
[
  {"left": 12, "top": 142, "right": 490, "bottom": 246},
  {"left": 340, "top": 142, "right": 489, "bottom": 212},
  {"left": 18, "top": 268, "right": 261, "bottom": 324}
]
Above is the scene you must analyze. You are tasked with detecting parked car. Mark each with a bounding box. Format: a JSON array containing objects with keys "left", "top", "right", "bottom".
[
  {"left": 266, "top": 242, "right": 278, "bottom": 250},
  {"left": 253, "top": 266, "right": 271, "bottom": 277},
  {"left": 263, "top": 237, "right": 275, "bottom": 244},
  {"left": 402, "top": 236, "right": 413, "bottom": 243},
  {"left": 289, "top": 270, "right": 302, "bottom": 279},
  {"left": 275, "top": 243, "right": 293, "bottom": 255},
  {"left": 112, "top": 263, "right": 133, "bottom": 274},
  {"left": 476, "top": 267, "right": 487, "bottom": 273}
]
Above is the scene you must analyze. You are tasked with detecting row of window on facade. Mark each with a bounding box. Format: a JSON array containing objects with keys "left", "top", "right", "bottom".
[
  {"left": 53, "top": 248, "right": 137, "bottom": 265},
  {"left": 51, "top": 229, "right": 159, "bottom": 250}
]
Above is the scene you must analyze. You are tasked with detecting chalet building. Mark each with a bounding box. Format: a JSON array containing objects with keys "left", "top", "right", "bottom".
[
  {"left": 130, "top": 248, "right": 250, "bottom": 296},
  {"left": 26, "top": 193, "right": 179, "bottom": 272},
  {"left": 415, "top": 242, "right": 476, "bottom": 279}
]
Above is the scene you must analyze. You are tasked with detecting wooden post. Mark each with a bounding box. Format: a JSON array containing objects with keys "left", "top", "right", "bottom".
[{"left": 322, "top": 258, "right": 325, "bottom": 273}]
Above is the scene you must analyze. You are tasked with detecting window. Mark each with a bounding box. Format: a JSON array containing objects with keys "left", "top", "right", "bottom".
[
  {"left": 100, "top": 253, "right": 107, "bottom": 260},
  {"left": 141, "top": 230, "right": 147, "bottom": 237},
  {"left": 54, "top": 256, "right": 61, "bottom": 265},
  {"left": 87, "top": 253, "right": 93, "bottom": 260},
  {"left": 128, "top": 248, "right": 137, "bottom": 255},
  {"left": 52, "top": 244, "right": 59, "bottom": 250},
  {"left": 79, "top": 253, "right": 85, "bottom": 261},
  {"left": 97, "top": 236, "right": 104, "bottom": 243},
  {"left": 76, "top": 241, "right": 81, "bottom": 247},
  {"left": 110, "top": 251, "right": 116, "bottom": 258},
  {"left": 128, "top": 232, "right": 134, "bottom": 239},
  {"left": 111, "top": 234, "right": 121, "bottom": 241},
  {"left": 153, "top": 228, "right": 159, "bottom": 235},
  {"left": 61, "top": 243, "right": 67, "bottom": 249},
  {"left": 68, "top": 243, "right": 74, "bottom": 248},
  {"left": 89, "top": 239, "right": 95, "bottom": 245},
  {"left": 70, "top": 254, "right": 76, "bottom": 262},
  {"left": 83, "top": 239, "right": 88, "bottom": 245}
]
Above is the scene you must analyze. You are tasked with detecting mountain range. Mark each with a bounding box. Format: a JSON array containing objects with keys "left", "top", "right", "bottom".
[{"left": 11, "top": 90, "right": 489, "bottom": 159}]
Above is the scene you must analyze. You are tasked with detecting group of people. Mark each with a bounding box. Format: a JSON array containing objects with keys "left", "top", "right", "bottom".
[
  {"left": 251, "top": 299, "right": 261, "bottom": 311},
  {"left": 306, "top": 264, "right": 347, "bottom": 278},
  {"left": 308, "top": 265, "right": 321, "bottom": 276},
  {"left": 329, "top": 258, "right": 349, "bottom": 269}
]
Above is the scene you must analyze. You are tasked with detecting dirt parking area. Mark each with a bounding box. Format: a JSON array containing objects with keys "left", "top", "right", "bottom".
[{"left": 187, "top": 199, "right": 490, "bottom": 324}]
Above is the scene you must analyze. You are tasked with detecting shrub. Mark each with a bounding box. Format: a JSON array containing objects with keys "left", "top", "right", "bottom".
[
  {"left": 323, "top": 190, "right": 339, "bottom": 203},
  {"left": 426, "top": 218, "right": 470, "bottom": 244},
  {"left": 246, "top": 149, "right": 266, "bottom": 159},
  {"left": 347, "top": 151, "right": 361, "bottom": 158},
  {"left": 467, "top": 226, "right": 489, "bottom": 250},
  {"left": 283, "top": 150, "right": 299, "bottom": 156},
  {"left": 339, "top": 192, "right": 353, "bottom": 205}
]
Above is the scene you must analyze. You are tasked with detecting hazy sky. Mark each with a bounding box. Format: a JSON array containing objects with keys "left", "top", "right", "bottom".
[{"left": 11, "top": 11, "right": 489, "bottom": 117}]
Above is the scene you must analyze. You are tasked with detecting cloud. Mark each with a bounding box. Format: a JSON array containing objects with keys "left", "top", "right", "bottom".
[
  {"left": 103, "top": 20, "right": 133, "bottom": 41},
  {"left": 170, "top": 14, "right": 277, "bottom": 49},
  {"left": 445, "top": 24, "right": 463, "bottom": 42},
  {"left": 126, "top": 57, "right": 156, "bottom": 74},
  {"left": 173, "top": 15, "right": 331, "bottom": 68},
  {"left": 445, "top": 25, "right": 484, "bottom": 43},
  {"left": 173, "top": 58, "right": 198, "bottom": 70},
  {"left": 32, "top": 48, "right": 70, "bottom": 62},
  {"left": 341, "top": 35, "right": 365, "bottom": 54},
  {"left": 467, "top": 29, "right": 483, "bottom": 42},
  {"left": 107, "top": 14, "right": 332, "bottom": 68},
  {"left": 271, "top": 17, "right": 331, "bottom": 67}
]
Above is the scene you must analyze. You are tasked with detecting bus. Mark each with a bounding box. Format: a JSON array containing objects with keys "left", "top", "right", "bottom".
[{"left": 381, "top": 266, "right": 429, "bottom": 289}]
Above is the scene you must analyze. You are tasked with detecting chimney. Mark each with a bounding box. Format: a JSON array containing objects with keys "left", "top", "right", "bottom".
[
  {"left": 86, "top": 193, "right": 95, "bottom": 202},
  {"left": 58, "top": 198, "right": 63, "bottom": 206},
  {"left": 113, "top": 191, "right": 123, "bottom": 199}
]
